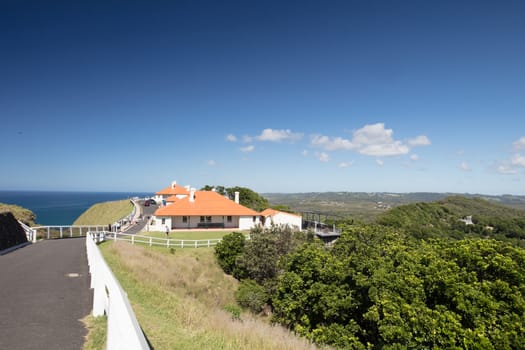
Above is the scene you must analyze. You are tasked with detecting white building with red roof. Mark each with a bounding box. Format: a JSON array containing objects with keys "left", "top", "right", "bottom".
[
  {"left": 153, "top": 181, "right": 190, "bottom": 205},
  {"left": 149, "top": 181, "right": 302, "bottom": 232},
  {"left": 260, "top": 208, "right": 302, "bottom": 230},
  {"left": 151, "top": 186, "right": 261, "bottom": 231}
]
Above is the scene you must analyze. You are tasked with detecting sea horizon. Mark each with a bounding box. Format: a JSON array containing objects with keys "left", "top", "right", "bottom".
[{"left": 0, "top": 190, "right": 152, "bottom": 226}]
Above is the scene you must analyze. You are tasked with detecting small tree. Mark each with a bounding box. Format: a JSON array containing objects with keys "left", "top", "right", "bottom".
[
  {"left": 237, "top": 225, "right": 308, "bottom": 285},
  {"left": 214, "top": 232, "right": 246, "bottom": 276}
]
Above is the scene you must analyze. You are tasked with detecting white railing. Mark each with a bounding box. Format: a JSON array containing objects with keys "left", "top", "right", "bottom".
[
  {"left": 103, "top": 231, "right": 224, "bottom": 248},
  {"left": 31, "top": 225, "right": 108, "bottom": 242},
  {"left": 18, "top": 220, "right": 36, "bottom": 242},
  {"left": 86, "top": 232, "right": 149, "bottom": 350}
]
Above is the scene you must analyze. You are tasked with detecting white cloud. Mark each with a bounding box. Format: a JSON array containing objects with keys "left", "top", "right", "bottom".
[
  {"left": 240, "top": 145, "right": 255, "bottom": 153},
  {"left": 359, "top": 141, "right": 409, "bottom": 156},
  {"left": 511, "top": 154, "right": 525, "bottom": 167},
  {"left": 301, "top": 150, "right": 309, "bottom": 156},
  {"left": 310, "top": 135, "right": 355, "bottom": 151},
  {"left": 338, "top": 161, "right": 353, "bottom": 168},
  {"left": 376, "top": 159, "right": 384, "bottom": 166},
  {"left": 408, "top": 135, "right": 431, "bottom": 146},
  {"left": 310, "top": 123, "right": 422, "bottom": 157},
  {"left": 226, "top": 134, "right": 237, "bottom": 142},
  {"left": 459, "top": 161, "right": 471, "bottom": 172},
  {"left": 497, "top": 164, "right": 517, "bottom": 175},
  {"left": 256, "top": 128, "right": 303, "bottom": 142},
  {"left": 316, "top": 152, "right": 329, "bottom": 162},
  {"left": 513, "top": 137, "right": 525, "bottom": 151},
  {"left": 207, "top": 160, "right": 217, "bottom": 166},
  {"left": 354, "top": 123, "right": 397, "bottom": 145},
  {"left": 242, "top": 135, "right": 253, "bottom": 143},
  {"left": 410, "top": 154, "right": 419, "bottom": 161}
]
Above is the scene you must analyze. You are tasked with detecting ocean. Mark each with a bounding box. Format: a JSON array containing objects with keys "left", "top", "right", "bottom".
[{"left": 0, "top": 190, "right": 151, "bottom": 226}]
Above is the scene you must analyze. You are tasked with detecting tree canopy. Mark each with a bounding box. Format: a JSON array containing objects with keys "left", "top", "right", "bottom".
[
  {"left": 201, "top": 185, "right": 269, "bottom": 211},
  {"left": 272, "top": 225, "right": 525, "bottom": 349},
  {"left": 377, "top": 196, "right": 525, "bottom": 247}
]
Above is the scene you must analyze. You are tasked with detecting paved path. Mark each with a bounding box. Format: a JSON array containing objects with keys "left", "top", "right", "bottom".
[
  {"left": 0, "top": 238, "right": 91, "bottom": 350},
  {"left": 124, "top": 200, "right": 157, "bottom": 235}
]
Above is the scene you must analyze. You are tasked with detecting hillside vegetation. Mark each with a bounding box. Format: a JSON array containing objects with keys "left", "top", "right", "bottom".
[
  {"left": 0, "top": 203, "right": 36, "bottom": 226},
  {"left": 265, "top": 192, "right": 525, "bottom": 222},
  {"left": 215, "top": 222, "right": 525, "bottom": 349},
  {"left": 100, "top": 242, "right": 323, "bottom": 350},
  {"left": 377, "top": 196, "right": 525, "bottom": 246},
  {"left": 73, "top": 199, "right": 132, "bottom": 225}
]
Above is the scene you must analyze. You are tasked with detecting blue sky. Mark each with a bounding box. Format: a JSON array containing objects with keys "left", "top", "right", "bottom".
[{"left": 1, "top": 0, "right": 524, "bottom": 194}]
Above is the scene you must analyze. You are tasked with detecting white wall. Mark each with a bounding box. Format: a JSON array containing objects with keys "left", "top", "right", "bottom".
[
  {"left": 149, "top": 216, "right": 172, "bottom": 232},
  {"left": 239, "top": 216, "right": 259, "bottom": 230},
  {"left": 264, "top": 212, "right": 302, "bottom": 230},
  {"left": 150, "top": 215, "right": 255, "bottom": 230}
]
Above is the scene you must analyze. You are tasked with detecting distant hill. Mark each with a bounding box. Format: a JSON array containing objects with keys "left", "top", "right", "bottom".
[
  {"left": 0, "top": 203, "right": 36, "bottom": 226},
  {"left": 377, "top": 196, "right": 525, "bottom": 246},
  {"left": 263, "top": 192, "right": 525, "bottom": 222}
]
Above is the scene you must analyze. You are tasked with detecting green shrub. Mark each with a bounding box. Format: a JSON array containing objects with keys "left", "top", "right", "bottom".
[
  {"left": 214, "top": 232, "right": 246, "bottom": 276},
  {"left": 223, "top": 304, "right": 242, "bottom": 321},
  {"left": 235, "top": 279, "right": 268, "bottom": 313}
]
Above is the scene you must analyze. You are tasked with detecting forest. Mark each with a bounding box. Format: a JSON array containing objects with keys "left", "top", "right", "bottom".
[{"left": 215, "top": 196, "right": 525, "bottom": 349}]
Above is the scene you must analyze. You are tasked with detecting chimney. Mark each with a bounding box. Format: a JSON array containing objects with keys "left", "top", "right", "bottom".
[
  {"left": 190, "top": 188, "right": 196, "bottom": 202},
  {"left": 184, "top": 185, "right": 190, "bottom": 192},
  {"left": 171, "top": 180, "right": 177, "bottom": 189},
  {"left": 234, "top": 191, "right": 239, "bottom": 204}
]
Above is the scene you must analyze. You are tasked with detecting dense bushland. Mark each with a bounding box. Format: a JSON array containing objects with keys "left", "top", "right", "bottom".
[
  {"left": 378, "top": 196, "right": 525, "bottom": 246},
  {"left": 215, "top": 198, "right": 525, "bottom": 349},
  {"left": 273, "top": 226, "right": 525, "bottom": 349}
]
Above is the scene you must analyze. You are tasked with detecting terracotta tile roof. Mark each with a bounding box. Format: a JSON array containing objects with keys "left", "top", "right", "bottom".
[
  {"left": 165, "top": 195, "right": 179, "bottom": 203},
  {"left": 155, "top": 191, "right": 260, "bottom": 216},
  {"left": 155, "top": 184, "right": 189, "bottom": 196},
  {"left": 261, "top": 208, "right": 302, "bottom": 218}
]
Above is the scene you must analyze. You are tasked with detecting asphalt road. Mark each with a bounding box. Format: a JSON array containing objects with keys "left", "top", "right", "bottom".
[
  {"left": 124, "top": 200, "right": 157, "bottom": 235},
  {"left": 0, "top": 238, "right": 91, "bottom": 350}
]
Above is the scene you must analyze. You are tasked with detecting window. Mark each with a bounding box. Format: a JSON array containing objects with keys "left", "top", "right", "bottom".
[
  {"left": 206, "top": 216, "right": 212, "bottom": 223},
  {"left": 182, "top": 216, "right": 188, "bottom": 223},
  {"left": 227, "top": 216, "right": 232, "bottom": 223},
  {"left": 161, "top": 218, "right": 165, "bottom": 225},
  {"left": 253, "top": 216, "right": 256, "bottom": 222},
  {"left": 200, "top": 216, "right": 205, "bottom": 223}
]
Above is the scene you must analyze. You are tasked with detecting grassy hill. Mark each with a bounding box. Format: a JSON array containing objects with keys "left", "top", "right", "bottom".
[
  {"left": 377, "top": 196, "right": 525, "bottom": 246},
  {"left": 73, "top": 199, "right": 133, "bottom": 225},
  {"left": 0, "top": 203, "right": 36, "bottom": 226}
]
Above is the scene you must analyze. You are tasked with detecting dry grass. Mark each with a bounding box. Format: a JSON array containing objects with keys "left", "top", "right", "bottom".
[{"left": 100, "top": 241, "right": 323, "bottom": 350}]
